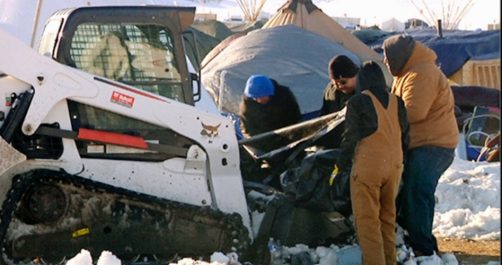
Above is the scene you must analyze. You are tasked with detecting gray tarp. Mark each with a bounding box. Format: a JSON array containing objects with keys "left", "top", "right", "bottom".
[{"left": 201, "top": 24, "right": 361, "bottom": 115}]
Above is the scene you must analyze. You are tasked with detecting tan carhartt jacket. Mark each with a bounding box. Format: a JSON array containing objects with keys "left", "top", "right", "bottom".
[{"left": 391, "top": 42, "right": 458, "bottom": 149}]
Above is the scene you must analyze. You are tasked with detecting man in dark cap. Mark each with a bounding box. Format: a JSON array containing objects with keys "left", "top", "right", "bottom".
[
  {"left": 334, "top": 61, "right": 409, "bottom": 265},
  {"left": 383, "top": 34, "right": 458, "bottom": 264},
  {"left": 316, "top": 55, "right": 359, "bottom": 149}
]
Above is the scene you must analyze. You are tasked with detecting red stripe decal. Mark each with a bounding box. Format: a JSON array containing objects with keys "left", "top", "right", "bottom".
[
  {"left": 78, "top": 128, "right": 148, "bottom": 149},
  {"left": 94, "top": 77, "right": 167, "bottom": 102}
]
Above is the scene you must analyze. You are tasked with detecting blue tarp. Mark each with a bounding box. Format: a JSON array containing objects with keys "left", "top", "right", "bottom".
[{"left": 355, "top": 29, "right": 501, "bottom": 76}]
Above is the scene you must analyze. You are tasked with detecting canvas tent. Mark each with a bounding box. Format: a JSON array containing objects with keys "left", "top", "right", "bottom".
[
  {"left": 191, "top": 20, "right": 234, "bottom": 41},
  {"left": 262, "top": 0, "right": 391, "bottom": 84},
  {"left": 183, "top": 27, "right": 221, "bottom": 71},
  {"left": 380, "top": 18, "right": 405, "bottom": 32},
  {"left": 201, "top": 25, "right": 361, "bottom": 115},
  {"left": 227, "top": 20, "right": 266, "bottom": 34}
]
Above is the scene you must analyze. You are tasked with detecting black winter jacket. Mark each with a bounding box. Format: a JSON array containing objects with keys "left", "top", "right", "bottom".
[
  {"left": 316, "top": 83, "right": 355, "bottom": 149},
  {"left": 239, "top": 80, "right": 301, "bottom": 150}
]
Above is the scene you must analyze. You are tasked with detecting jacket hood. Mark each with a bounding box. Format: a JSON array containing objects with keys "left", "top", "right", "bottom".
[
  {"left": 357, "top": 61, "right": 387, "bottom": 93},
  {"left": 383, "top": 35, "right": 415, "bottom": 76},
  {"left": 399, "top": 42, "right": 438, "bottom": 75}
]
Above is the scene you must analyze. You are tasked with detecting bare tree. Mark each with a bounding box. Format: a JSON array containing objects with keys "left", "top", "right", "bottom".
[
  {"left": 236, "top": 0, "right": 267, "bottom": 22},
  {"left": 196, "top": 0, "right": 223, "bottom": 3},
  {"left": 410, "top": 0, "right": 475, "bottom": 29}
]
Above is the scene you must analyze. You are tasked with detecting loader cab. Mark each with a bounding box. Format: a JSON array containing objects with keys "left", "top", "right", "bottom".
[{"left": 38, "top": 6, "right": 198, "bottom": 105}]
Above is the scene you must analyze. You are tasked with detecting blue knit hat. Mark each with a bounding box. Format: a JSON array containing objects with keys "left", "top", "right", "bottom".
[{"left": 244, "top": 75, "right": 275, "bottom": 98}]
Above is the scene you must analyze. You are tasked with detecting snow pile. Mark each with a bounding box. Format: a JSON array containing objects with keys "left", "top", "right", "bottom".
[
  {"left": 434, "top": 158, "right": 500, "bottom": 240},
  {"left": 66, "top": 250, "right": 120, "bottom": 265},
  {"left": 66, "top": 250, "right": 93, "bottom": 265}
]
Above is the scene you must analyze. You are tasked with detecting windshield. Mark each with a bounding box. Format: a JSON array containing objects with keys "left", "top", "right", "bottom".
[{"left": 69, "top": 23, "right": 184, "bottom": 102}]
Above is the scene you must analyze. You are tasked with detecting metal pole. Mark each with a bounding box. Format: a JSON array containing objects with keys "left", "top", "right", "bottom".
[
  {"left": 437, "top": 19, "right": 443, "bottom": 38},
  {"left": 30, "top": 0, "right": 44, "bottom": 48}
]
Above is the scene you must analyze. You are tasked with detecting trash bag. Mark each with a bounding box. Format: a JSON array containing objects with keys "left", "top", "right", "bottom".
[
  {"left": 280, "top": 149, "right": 352, "bottom": 217},
  {"left": 291, "top": 252, "right": 314, "bottom": 265}
]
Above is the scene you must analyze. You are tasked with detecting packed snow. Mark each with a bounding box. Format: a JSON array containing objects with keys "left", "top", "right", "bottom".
[
  {"left": 434, "top": 158, "right": 500, "bottom": 241},
  {"left": 67, "top": 157, "right": 500, "bottom": 265}
]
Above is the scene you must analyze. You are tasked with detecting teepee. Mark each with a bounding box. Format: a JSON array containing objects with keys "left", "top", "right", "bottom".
[
  {"left": 262, "top": 0, "right": 392, "bottom": 84},
  {"left": 236, "top": 0, "right": 267, "bottom": 22}
]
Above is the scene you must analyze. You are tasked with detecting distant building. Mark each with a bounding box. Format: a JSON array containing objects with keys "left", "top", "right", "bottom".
[
  {"left": 332, "top": 16, "right": 360, "bottom": 30},
  {"left": 228, "top": 15, "right": 243, "bottom": 22},
  {"left": 195, "top": 13, "right": 217, "bottom": 21},
  {"left": 380, "top": 18, "right": 405, "bottom": 32},
  {"left": 405, "top": 18, "right": 429, "bottom": 29},
  {"left": 487, "top": 23, "right": 500, "bottom": 30}
]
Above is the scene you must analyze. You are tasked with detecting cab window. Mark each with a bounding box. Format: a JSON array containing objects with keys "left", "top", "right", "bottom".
[{"left": 69, "top": 23, "right": 184, "bottom": 102}]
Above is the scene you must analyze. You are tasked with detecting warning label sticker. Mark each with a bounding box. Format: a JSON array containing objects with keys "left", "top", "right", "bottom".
[{"left": 111, "top": 91, "right": 135, "bottom": 108}]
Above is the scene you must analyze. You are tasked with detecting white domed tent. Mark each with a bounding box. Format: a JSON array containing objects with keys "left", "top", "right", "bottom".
[
  {"left": 380, "top": 17, "right": 405, "bottom": 32},
  {"left": 201, "top": 25, "right": 361, "bottom": 115}
]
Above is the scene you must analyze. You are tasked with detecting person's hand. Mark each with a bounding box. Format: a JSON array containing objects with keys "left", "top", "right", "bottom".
[{"left": 329, "top": 164, "right": 340, "bottom": 186}]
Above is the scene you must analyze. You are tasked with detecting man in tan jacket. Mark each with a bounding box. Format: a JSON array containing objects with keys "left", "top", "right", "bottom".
[{"left": 383, "top": 35, "right": 458, "bottom": 265}]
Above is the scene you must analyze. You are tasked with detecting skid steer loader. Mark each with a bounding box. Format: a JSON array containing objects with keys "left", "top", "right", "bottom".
[{"left": 0, "top": 5, "right": 351, "bottom": 265}]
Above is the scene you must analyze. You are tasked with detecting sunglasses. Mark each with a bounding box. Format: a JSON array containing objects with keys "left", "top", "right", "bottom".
[{"left": 334, "top": 78, "right": 348, "bottom": 86}]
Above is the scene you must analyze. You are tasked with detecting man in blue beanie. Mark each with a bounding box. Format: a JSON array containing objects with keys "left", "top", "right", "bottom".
[
  {"left": 238, "top": 75, "right": 301, "bottom": 184},
  {"left": 239, "top": 74, "right": 301, "bottom": 151}
]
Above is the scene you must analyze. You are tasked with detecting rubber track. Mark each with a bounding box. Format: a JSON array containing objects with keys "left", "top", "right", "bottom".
[{"left": 0, "top": 169, "right": 250, "bottom": 265}]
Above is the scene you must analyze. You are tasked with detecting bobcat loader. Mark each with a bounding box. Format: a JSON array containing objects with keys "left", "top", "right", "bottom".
[{"left": 0, "top": 4, "right": 350, "bottom": 265}]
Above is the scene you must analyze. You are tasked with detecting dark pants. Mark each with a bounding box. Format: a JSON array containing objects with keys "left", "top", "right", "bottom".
[{"left": 396, "top": 146, "right": 455, "bottom": 255}]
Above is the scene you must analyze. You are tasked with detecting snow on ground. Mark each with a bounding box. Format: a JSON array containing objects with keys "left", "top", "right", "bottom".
[
  {"left": 434, "top": 158, "right": 500, "bottom": 240},
  {"left": 67, "top": 157, "right": 500, "bottom": 265}
]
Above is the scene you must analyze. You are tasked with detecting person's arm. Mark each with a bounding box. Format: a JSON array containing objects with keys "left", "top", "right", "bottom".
[
  {"left": 338, "top": 95, "right": 378, "bottom": 172},
  {"left": 289, "top": 90, "right": 302, "bottom": 124},
  {"left": 281, "top": 86, "right": 302, "bottom": 125},
  {"left": 320, "top": 83, "right": 334, "bottom": 115},
  {"left": 397, "top": 97, "right": 410, "bottom": 163},
  {"left": 337, "top": 97, "right": 362, "bottom": 172},
  {"left": 239, "top": 99, "right": 252, "bottom": 138}
]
